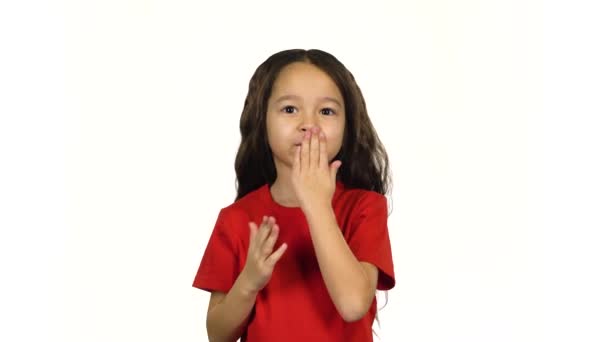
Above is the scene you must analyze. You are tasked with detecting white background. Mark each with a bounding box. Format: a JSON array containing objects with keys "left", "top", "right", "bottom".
[{"left": 1, "top": 0, "right": 606, "bottom": 341}]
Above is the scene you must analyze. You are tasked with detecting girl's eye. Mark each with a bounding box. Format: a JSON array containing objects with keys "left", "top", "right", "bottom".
[
  {"left": 281, "top": 106, "right": 297, "bottom": 114},
  {"left": 321, "top": 108, "right": 336, "bottom": 115},
  {"left": 281, "top": 106, "right": 336, "bottom": 115}
]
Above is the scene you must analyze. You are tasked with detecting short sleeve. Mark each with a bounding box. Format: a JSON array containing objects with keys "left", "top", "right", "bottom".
[
  {"left": 192, "top": 208, "right": 240, "bottom": 293},
  {"left": 347, "top": 193, "right": 395, "bottom": 290}
]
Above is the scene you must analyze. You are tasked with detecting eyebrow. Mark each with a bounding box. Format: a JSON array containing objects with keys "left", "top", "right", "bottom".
[{"left": 274, "top": 94, "right": 343, "bottom": 108}]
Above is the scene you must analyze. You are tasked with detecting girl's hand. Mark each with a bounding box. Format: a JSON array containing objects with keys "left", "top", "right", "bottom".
[
  {"left": 241, "top": 216, "right": 288, "bottom": 294},
  {"left": 291, "top": 126, "right": 341, "bottom": 213}
]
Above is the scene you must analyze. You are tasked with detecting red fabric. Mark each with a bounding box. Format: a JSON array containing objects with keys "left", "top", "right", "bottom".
[{"left": 192, "top": 181, "right": 395, "bottom": 341}]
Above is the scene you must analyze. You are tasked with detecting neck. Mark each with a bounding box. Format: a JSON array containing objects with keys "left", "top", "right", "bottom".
[{"left": 270, "top": 165, "right": 299, "bottom": 207}]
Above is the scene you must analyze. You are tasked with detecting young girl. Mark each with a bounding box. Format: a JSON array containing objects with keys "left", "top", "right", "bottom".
[{"left": 192, "top": 49, "right": 395, "bottom": 341}]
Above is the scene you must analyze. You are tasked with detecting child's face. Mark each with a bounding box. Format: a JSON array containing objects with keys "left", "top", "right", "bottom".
[{"left": 266, "top": 62, "right": 346, "bottom": 172}]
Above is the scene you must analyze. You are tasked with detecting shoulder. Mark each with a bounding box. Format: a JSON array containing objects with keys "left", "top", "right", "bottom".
[
  {"left": 216, "top": 183, "right": 268, "bottom": 223},
  {"left": 333, "top": 182, "right": 388, "bottom": 222},
  {"left": 336, "top": 182, "right": 387, "bottom": 210},
  {"left": 208, "top": 191, "right": 261, "bottom": 244}
]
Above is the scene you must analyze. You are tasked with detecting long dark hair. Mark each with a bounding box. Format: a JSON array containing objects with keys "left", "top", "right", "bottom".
[{"left": 234, "top": 49, "right": 391, "bottom": 201}]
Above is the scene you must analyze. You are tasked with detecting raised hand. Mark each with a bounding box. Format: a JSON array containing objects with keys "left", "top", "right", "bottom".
[
  {"left": 291, "top": 126, "right": 341, "bottom": 213},
  {"left": 240, "top": 216, "right": 288, "bottom": 293}
]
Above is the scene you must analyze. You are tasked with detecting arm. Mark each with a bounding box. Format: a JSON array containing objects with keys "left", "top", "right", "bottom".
[
  {"left": 291, "top": 127, "right": 379, "bottom": 321},
  {"left": 303, "top": 204, "right": 378, "bottom": 322},
  {"left": 205, "top": 275, "right": 257, "bottom": 342},
  {"left": 206, "top": 216, "right": 288, "bottom": 341}
]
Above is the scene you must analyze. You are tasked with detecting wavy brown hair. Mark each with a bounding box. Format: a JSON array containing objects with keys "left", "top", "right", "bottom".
[{"left": 234, "top": 49, "right": 391, "bottom": 201}]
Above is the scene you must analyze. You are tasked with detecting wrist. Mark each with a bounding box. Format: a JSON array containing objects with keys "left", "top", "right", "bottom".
[
  {"left": 302, "top": 202, "right": 335, "bottom": 224},
  {"left": 234, "top": 273, "right": 260, "bottom": 299},
  {"left": 302, "top": 202, "right": 330, "bottom": 215}
]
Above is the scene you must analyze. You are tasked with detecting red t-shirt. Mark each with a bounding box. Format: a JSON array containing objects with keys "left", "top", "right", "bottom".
[{"left": 192, "top": 181, "right": 395, "bottom": 341}]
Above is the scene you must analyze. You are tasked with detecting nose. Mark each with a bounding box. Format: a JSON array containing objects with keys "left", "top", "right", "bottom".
[{"left": 298, "top": 111, "right": 318, "bottom": 132}]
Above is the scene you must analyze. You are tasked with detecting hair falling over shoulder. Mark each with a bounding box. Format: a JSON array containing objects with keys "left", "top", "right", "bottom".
[{"left": 234, "top": 49, "right": 392, "bottom": 201}]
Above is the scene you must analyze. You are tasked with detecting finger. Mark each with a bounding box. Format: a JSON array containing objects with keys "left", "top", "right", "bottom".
[
  {"left": 293, "top": 144, "right": 301, "bottom": 173},
  {"left": 330, "top": 160, "right": 342, "bottom": 181},
  {"left": 319, "top": 130, "right": 328, "bottom": 170},
  {"left": 260, "top": 217, "right": 277, "bottom": 246},
  {"left": 260, "top": 216, "right": 276, "bottom": 243},
  {"left": 267, "top": 242, "right": 288, "bottom": 267},
  {"left": 266, "top": 216, "right": 277, "bottom": 236},
  {"left": 248, "top": 221, "right": 257, "bottom": 247},
  {"left": 310, "top": 127, "right": 320, "bottom": 168},
  {"left": 301, "top": 130, "right": 311, "bottom": 169},
  {"left": 254, "top": 216, "right": 269, "bottom": 248},
  {"left": 261, "top": 224, "right": 280, "bottom": 256},
  {"left": 265, "top": 216, "right": 276, "bottom": 230}
]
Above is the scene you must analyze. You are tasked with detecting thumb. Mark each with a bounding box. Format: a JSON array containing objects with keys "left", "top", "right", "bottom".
[{"left": 330, "top": 160, "right": 342, "bottom": 180}]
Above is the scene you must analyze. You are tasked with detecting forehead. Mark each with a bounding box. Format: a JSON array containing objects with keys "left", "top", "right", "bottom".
[{"left": 270, "top": 62, "right": 343, "bottom": 101}]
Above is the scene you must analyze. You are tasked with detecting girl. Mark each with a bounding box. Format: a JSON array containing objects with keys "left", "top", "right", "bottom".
[{"left": 193, "top": 49, "right": 395, "bottom": 341}]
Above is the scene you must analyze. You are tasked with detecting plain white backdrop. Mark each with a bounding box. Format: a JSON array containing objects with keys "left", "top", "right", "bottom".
[{"left": 1, "top": 0, "right": 606, "bottom": 341}]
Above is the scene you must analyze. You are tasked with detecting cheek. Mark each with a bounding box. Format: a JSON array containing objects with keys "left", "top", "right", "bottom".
[
  {"left": 266, "top": 127, "right": 281, "bottom": 154},
  {"left": 267, "top": 123, "right": 292, "bottom": 152},
  {"left": 267, "top": 120, "right": 282, "bottom": 139},
  {"left": 325, "top": 131, "right": 344, "bottom": 156}
]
